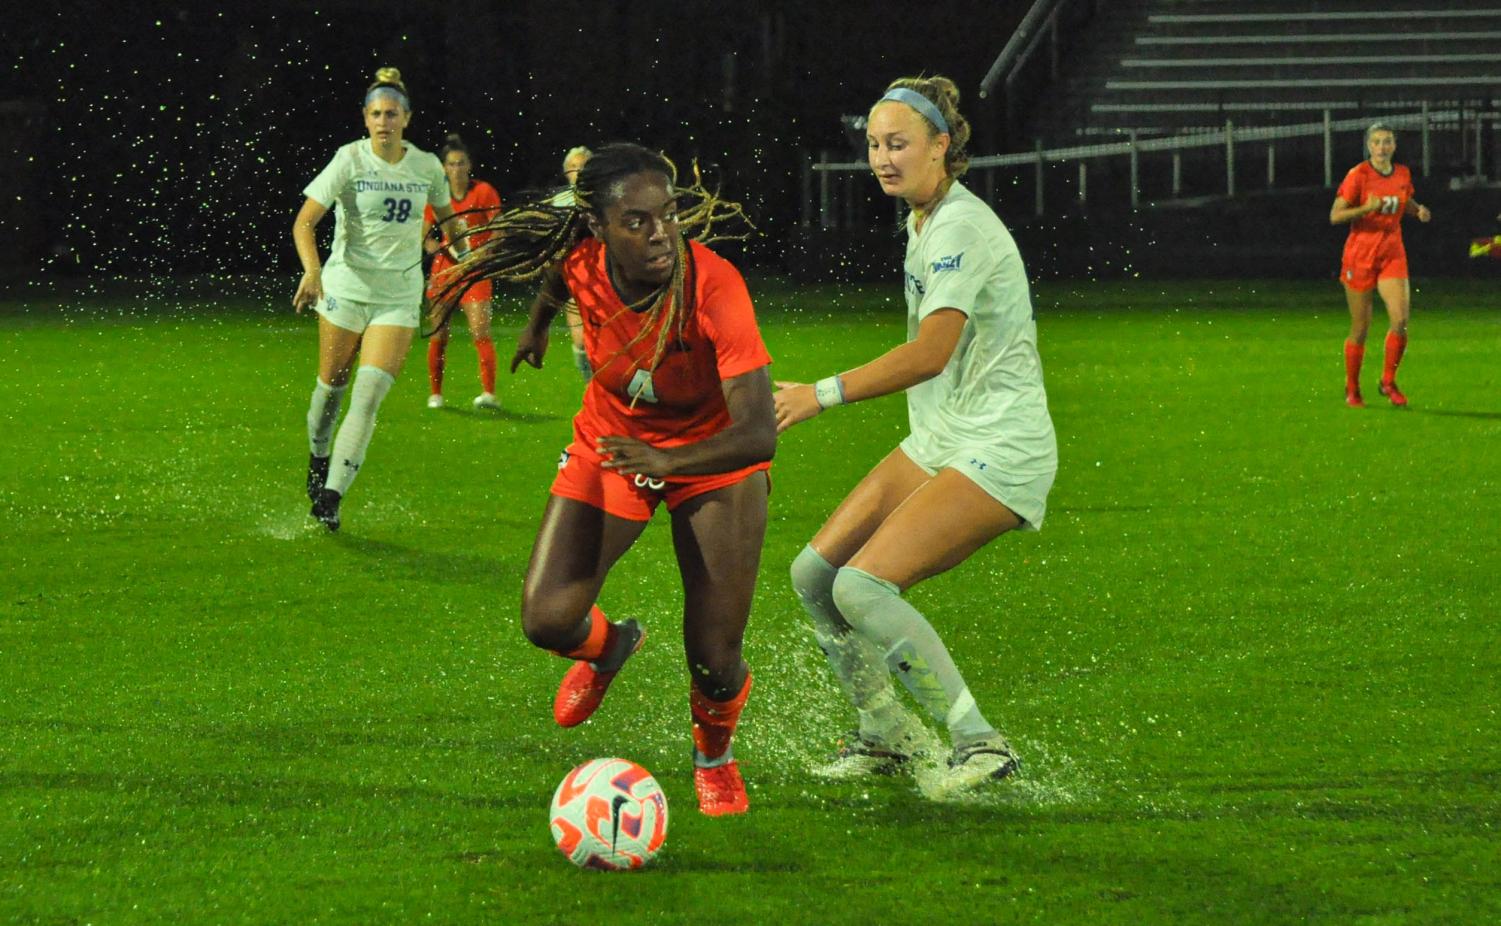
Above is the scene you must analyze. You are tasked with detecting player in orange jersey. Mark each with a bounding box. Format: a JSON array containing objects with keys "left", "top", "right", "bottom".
[
  {"left": 1330, "top": 122, "right": 1431, "bottom": 408},
  {"left": 432, "top": 143, "right": 773, "bottom": 816},
  {"left": 421, "top": 134, "right": 503, "bottom": 410}
]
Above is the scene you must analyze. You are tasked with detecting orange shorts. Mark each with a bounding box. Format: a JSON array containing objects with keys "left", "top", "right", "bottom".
[
  {"left": 427, "top": 264, "right": 493, "bottom": 304},
  {"left": 1340, "top": 235, "right": 1407, "bottom": 292},
  {"left": 550, "top": 442, "right": 770, "bottom": 522}
]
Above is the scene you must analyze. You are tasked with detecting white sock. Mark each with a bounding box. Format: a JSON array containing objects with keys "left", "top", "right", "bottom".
[
  {"left": 325, "top": 366, "right": 395, "bottom": 496},
  {"left": 832, "top": 566, "right": 995, "bottom": 745},
  {"left": 572, "top": 343, "right": 593, "bottom": 380},
  {"left": 791, "top": 545, "right": 905, "bottom": 738},
  {"left": 306, "top": 378, "right": 346, "bottom": 457}
]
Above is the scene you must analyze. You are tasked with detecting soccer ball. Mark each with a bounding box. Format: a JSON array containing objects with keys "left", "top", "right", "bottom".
[{"left": 548, "top": 757, "right": 668, "bottom": 870}]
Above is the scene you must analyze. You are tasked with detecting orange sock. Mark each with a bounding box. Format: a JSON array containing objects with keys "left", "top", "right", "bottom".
[
  {"left": 691, "top": 672, "right": 752, "bottom": 762},
  {"left": 1343, "top": 340, "right": 1364, "bottom": 390},
  {"left": 427, "top": 335, "right": 448, "bottom": 395},
  {"left": 1382, "top": 331, "right": 1407, "bottom": 384},
  {"left": 475, "top": 337, "right": 497, "bottom": 393},
  {"left": 562, "top": 605, "right": 611, "bottom": 661}
]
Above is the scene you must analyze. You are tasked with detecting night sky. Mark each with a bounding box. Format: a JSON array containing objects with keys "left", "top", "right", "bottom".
[{"left": 5, "top": 1, "right": 1027, "bottom": 275}]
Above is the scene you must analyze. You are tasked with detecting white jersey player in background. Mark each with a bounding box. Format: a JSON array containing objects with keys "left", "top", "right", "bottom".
[
  {"left": 549, "top": 145, "right": 594, "bottom": 380},
  {"left": 291, "top": 67, "right": 465, "bottom": 531},
  {"left": 774, "top": 75, "right": 1057, "bottom": 798}
]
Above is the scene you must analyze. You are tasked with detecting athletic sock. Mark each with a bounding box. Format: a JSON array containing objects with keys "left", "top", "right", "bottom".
[
  {"left": 790, "top": 545, "right": 902, "bottom": 736},
  {"left": 427, "top": 333, "right": 448, "bottom": 396},
  {"left": 474, "top": 337, "right": 497, "bottom": 394},
  {"left": 324, "top": 365, "right": 395, "bottom": 496},
  {"left": 560, "top": 604, "right": 628, "bottom": 668},
  {"left": 306, "top": 378, "right": 346, "bottom": 457},
  {"left": 572, "top": 343, "right": 593, "bottom": 380},
  {"left": 1343, "top": 340, "right": 1364, "bottom": 391},
  {"left": 1382, "top": 330, "right": 1407, "bottom": 384},
  {"left": 832, "top": 567, "right": 995, "bottom": 745},
  {"left": 692, "top": 672, "right": 752, "bottom": 766}
]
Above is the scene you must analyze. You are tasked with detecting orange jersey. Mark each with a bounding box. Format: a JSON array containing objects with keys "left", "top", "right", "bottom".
[
  {"left": 1337, "top": 161, "right": 1413, "bottom": 242},
  {"left": 425, "top": 179, "right": 502, "bottom": 277},
  {"left": 562, "top": 237, "right": 771, "bottom": 449}
]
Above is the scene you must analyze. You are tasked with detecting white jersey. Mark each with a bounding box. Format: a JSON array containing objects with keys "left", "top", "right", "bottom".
[
  {"left": 898, "top": 180, "right": 1057, "bottom": 478},
  {"left": 303, "top": 139, "right": 449, "bottom": 305}
]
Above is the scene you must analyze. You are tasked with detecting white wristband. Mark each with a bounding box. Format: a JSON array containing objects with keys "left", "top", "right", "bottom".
[{"left": 814, "top": 375, "right": 846, "bottom": 410}]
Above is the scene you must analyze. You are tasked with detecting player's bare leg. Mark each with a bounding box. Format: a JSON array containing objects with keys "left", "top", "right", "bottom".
[
  {"left": 837, "top": 461, "right": 1024, "bottom": 797},
  {"left": 462, "top": 300, "right": 499, "bottom": 408},
  {"left": 1343, "top": 286, "right": 1374, "bottom": 407},
  {"left": 566, "top": 303, "right": 591, "bottom": 380},
  {"left": 523, "top": 496, "right": 650, "bottom": 726},
  {"left": 1376, "top": 277, "right": 1410, "bottom": 406},
  {"left": 672, "top": 473, "right": 768, "bottom": 814},
  {"left": 793, "top": 448, "right": 934, "bottom": 773}
]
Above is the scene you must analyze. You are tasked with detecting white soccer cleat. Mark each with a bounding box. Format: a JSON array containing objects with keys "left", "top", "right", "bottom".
[
  {"left": 920, "top": 734, "right": 1019, "bottom": 800},
  {"left": 813, "top": 712, "right": 930, "bottom": 780},
  {"left": 472, "top": 392, "right": 499, "bottom": 410},
  {"left": 813, "top": 732, "right": 916, "bottom": 780},
  {"left": 427, "top": 394, "right": 445, "bottom": 409}
]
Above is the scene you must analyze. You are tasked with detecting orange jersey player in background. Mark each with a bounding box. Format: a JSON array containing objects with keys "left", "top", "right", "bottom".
[
  {"left": 431, "top": 143, "right": 775, "bottom": 817},
  {"left": 421, "top": 133, "right": 503, "bottom": 410},
  {"left": 1329, "top": 122, "right": 1431, "bottom": 408}
]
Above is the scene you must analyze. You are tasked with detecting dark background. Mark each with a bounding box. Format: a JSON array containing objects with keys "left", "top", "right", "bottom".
[{"left": 2, "top": 0, "right": 1028, "bottom": 278}]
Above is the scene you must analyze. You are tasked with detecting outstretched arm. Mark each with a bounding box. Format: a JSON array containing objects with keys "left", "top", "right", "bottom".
[
  {"left": 431, "top": 203, "right": 469, "bottom": 258},
  {"left": 291, "top": 197, "right": 328, "bottom": 312},
  {"left": 512, "top": 269, "right": 571, "bottom": 371},
  {"left": 772, "top": 308, "right": 966, "bottom": 433},
  {"left": 598, "top": 366, "right": 777, "bottom": 478}
]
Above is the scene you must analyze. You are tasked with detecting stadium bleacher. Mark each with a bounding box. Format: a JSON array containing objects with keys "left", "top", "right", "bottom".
[{"left": 1030, "top": 0, "right": 1501, "bottom": 139}]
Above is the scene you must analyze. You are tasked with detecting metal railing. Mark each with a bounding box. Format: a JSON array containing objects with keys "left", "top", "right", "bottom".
[
  {"left": 804, "top": 103, "right": 1500, "bottom": 225},
  {"left": 978, "top": 0, "right": 1101, "bottom": 140}
]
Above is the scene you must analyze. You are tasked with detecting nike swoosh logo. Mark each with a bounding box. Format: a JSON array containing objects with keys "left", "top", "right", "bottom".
[{"left": 610, "top": 795, "right": 628, "bottom": 850}]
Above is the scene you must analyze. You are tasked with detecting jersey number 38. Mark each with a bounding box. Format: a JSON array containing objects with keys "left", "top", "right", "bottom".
[{"left": 381, "top": 198, "right": 413, "bottom": 223}]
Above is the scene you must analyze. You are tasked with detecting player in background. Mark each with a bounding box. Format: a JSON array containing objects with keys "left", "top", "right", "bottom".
[
  {"left": 774, "top": 76, "right": 1057, "bottom": 799},
  {"left": 292, "top": 67, "right": 465, "bottom": 531},
  {"left": 550, "top": 145, "right": 595, "bottom": 380},
  {"left": 433, "top": 143, "right": 773, "bottom": 816},
  {"left": 422, "top": 133, "right": 503, "bottom": 410},
  {"left": 1330, "top": 122, "right": 1431, "bottom": 408}
]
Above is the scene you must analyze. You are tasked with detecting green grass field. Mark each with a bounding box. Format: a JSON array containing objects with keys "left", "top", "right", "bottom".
[{"left": 2, "top": 276, "right": 1498, "bottom": 924}]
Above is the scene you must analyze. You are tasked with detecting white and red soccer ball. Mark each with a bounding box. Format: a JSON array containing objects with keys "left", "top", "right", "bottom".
[{"left": 549, "top": 758, "right": 668, "bottom": 870}]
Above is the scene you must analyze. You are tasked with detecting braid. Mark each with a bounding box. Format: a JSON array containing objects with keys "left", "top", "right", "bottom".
[
  {"left": 428, "top": 144, "right": 753, "bottom": 386},
  {"left": 424, "top": 200, "right": 587, "bottom": 336}
]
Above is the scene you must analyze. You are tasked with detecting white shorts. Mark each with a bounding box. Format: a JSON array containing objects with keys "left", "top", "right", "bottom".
[
  {"left": 900, "top": 444, "right": 1055, "bottom": 531},
  {"left": 314, "top": 293, "right": 419, "bottom": 333}
]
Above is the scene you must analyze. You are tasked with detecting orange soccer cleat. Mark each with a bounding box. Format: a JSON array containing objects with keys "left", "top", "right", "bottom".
[
  {"left": 1345, "top": 387, "right": 1365, "bottom": 408},
  {"left": 1378, "top": 380, "right": 1408, "bottom": 407},
  {"left": 552, "top": 620, "right": 644, "bottom": 728},
  {"left": 693, "top": 759, "right": 749, "bottom": 816}
]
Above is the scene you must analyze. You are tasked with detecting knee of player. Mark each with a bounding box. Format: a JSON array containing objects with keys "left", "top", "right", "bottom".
[
  {"left": 831, "top": 566, "right": 901, "bottom": 630},
  {"left": 789, "top": 544, "right": 835, "bottom": 603},
  {"left": 519, "top": 602, "right": 583, "bottom": 651}
]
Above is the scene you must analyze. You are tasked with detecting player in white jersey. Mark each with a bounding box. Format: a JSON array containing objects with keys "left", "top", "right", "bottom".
[
  {"left": 774, "top": 75, "right": 1057, "bottom": 799},
  {"left": 292, "top": 67, "right": 466, "bottom": 531},
  {"left": 550, "top": 145, "right": 594, "bottom": 379}
]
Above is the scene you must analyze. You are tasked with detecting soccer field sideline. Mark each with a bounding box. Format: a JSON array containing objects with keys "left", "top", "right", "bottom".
[{"left": 1, "top": 278, "right": 1498, "bottom": 924}]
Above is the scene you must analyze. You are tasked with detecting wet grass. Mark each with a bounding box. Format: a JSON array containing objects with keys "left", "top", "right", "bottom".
[{"left": 2, "top": 276, "right": 1498, "bottom": 924}]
